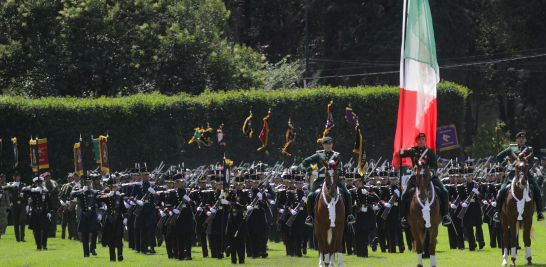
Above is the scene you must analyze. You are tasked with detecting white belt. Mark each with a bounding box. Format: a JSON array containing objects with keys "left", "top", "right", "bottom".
[{"left": 319, "top": 174, "right": 325, "bottom": 178}]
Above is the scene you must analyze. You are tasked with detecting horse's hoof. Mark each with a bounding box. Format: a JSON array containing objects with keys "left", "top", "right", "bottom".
[{"left": 417, "top": 265, "right": 423, "bottom": 267}]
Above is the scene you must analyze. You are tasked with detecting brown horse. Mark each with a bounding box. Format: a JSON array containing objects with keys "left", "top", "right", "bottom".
[
  {"left": 408, "top": 165, "right": 440, "bottom": 267},
  {"left": 315, "top": 159, "right": 345, "bottom": 267},
  {"left": 501, "top": 153, "right": 534, "bottom": 266}
]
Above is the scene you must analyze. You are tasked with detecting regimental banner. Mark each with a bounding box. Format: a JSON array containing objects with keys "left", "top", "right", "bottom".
[
  {"left": 437, "top": 125, "right": 459, "bottom": 152},
  {"left": 93, "top": 138, "right": 101, "bottom": 163},
  {"left": 29, "top": 139, "right": 39, "bottom": 172},
  {"left": 99, "top": 135, "right": 110, "bottom": 172},
  {"left": 12, "top": 137, "right": 18, "bottom": 168},
  {"left": 37, "top": 138, "right": 49, "bottom": 169},
  {"left": 74, "top": 142, "right": 84, "bottom": 176}
]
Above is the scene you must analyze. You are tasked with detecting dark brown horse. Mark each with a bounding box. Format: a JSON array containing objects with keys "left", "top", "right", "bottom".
[
  {"left": 409, "top": 165, "right": 440, "bottom": 267},
  {"left": 501, "top": 153, "right": 534, "bottom": 266},
  {"left": 315, "top": 159, "right": 345, "bottom": 267}
]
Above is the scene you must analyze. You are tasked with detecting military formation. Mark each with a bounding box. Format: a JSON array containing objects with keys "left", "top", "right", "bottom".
[{"left": 0, "top": 132, "right": 545, "bottom": 264}]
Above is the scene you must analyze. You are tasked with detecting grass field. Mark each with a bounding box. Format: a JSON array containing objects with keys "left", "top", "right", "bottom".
[{"left": 1, "top": 224, "right": 545, "bottom": 267}]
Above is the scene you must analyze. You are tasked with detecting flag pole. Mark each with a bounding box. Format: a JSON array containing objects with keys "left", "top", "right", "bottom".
[{"left": 399, "top": 0, "right": 409, "bottom": 183}]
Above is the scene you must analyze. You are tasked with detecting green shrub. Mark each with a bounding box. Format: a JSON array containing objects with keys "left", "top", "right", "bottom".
[{"left": 0, "top": 82, "right": 468, "bottom": 183}]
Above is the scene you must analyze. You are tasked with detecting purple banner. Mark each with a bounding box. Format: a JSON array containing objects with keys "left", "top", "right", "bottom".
[{"left": 437, "top": 125, "right": 459, "bottom": 151}]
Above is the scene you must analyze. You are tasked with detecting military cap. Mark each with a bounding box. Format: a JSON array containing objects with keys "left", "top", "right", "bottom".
[
  {"left": 321, "top": 137, "right": 333, "bottom": 144},
  {"left": 235, "top": 176, "right": 245, "bottom": 185},
  {"left": 516, "top": 132, "right": 526, "bottom": 139}
]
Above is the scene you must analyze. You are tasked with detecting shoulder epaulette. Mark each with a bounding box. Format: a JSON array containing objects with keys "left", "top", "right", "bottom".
[{"left": 316, "top": 150, "right": 324, "bottom": 153}]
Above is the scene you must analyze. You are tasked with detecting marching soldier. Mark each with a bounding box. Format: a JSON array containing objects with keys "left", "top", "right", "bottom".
[
  {"left": 206, "top": 171, "right": 230, "bottom": 259},
  {"left": 459, "top": 165, "right": 485, "bottom": 251},
  {"left": 133, "top": 166, "right": 158, "bottom": 255},
  {"left": 226, "top": 175, "right": 251, "bottom": 264},
  {"left": 445, "top": 169, "right": 458, "bottom": 249},
  {"left": 493, "top": 132, "right": 544, "bottom": 222},
  {"left": 301, "top": 137, "right": 355, "bottom": 226},
  {"left": 275, "top": 170, "right": 292, "bottom": 256},
  {"left": 190, "top": 169, "right": 212, "bottom": 258},
  {"left": 22, "top": 176, "right": 53, "bottom": 250},
  {"left": 341, "top": 169, "right": 356, "bottom": 255},
  {"left": 97, "top": 178, "right": 127, "bottom": 262},
  {"left": 247, "top": 165, "right": 270, "bottom": 259},
  {"left": 482, "top": 167, "right": 498, "bottom": 248},
  {"left": 43, "top": 173, "right": 59, "bottom": 238},
  {"left": 352, "top": 171, "right": 379, "bottom": 258},
  {"left": 169, "top": 173, "right": 195, "bottom": 260},
  {"left": 58, "top": 174, "right": 73, "bottom": 240},
  {"left": 4, "top": 171, "right": 28, "bottom": 242},
  {"left": 285, "top": 171, "right": 309, "bottom": 257},
  {"left": 381, "top": 170, "right": 405, "bottom": 253},
  {"left": 71, "top": 173, "right": 100, "bottom": 257},
  {"left": 0, "top": 174, "right": 10, "bottom": 238},
  {"left": 374, "top": 170, "right": 388, "bottom": 252}
]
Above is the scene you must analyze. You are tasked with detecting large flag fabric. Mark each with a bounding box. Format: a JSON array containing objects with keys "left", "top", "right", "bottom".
[
  {"left": 393, "top": 0, "right": 439, "bottom": 168},
  {"left": 37, "top": 138, "right": 49, "bottom": 169},
  {"left": 93, "top": 137, "right": 101, "bottom": 163},
  {"left": 317, "top": 102, "right": 334, "bottom": 143},
  {"left": 345, "top": 106, "right": 366, "bottom": 176},
  {"left": 281, "top": 120, "right": 296, "bottom": 156},
  {"left": 12, "top": 137, "right": 18, "bottom": 168},
  {"left": 257, "top": 111, "right": 271, "bottom": 151},
  {"left": 74, "top": 142, "right": 84, "bottom": 176},
  {"left": 29, "top": 139, "right": 39, "bottom": 172},
  {"left": 99, "top": 135, "right": 110, "bottom": 172}
]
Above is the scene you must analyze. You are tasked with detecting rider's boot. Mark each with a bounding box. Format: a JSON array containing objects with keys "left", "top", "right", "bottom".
[
  {"left": 399, "top": 194, "right": 410, "bottom": 228},
  {"left": 536, "top": 193, "right": 544, "bottom": 221},
  {"left": 492, "top": 190, "right": 504, "bottom": 223},
  {"left": 305, "top": 192, "right": 314, "bottom": 226},
  {"left": 441, "top": 191, "right": 452, "bottom": 226}
]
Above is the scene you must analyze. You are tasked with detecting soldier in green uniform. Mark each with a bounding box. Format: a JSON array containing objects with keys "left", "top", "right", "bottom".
[
  {"left": 398, "top": 133, "right": 452, "bottom": 227},
  {"left": 301, "top": 137, "right": 355, "bottom": 226},
  {"left": 492, "top": 132, "right": 544, "bottom": 222}
]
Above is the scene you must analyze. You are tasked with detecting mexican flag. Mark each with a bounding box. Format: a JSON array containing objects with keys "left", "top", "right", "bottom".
[{"left": 393, "top": 0, "right": 439, "bottom": 168}]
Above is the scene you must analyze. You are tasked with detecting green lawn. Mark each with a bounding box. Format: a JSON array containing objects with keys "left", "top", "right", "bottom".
[{"left": 1, "top": 224, "right": 545, "bottom": 266}]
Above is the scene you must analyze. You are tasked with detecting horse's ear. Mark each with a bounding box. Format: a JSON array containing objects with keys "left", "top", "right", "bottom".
[
  {"left": 524, "top": 152, "right": 533, "bottom": 161},
  {"left": 322, "top": 160, "right": 328, "bottom": 168}
]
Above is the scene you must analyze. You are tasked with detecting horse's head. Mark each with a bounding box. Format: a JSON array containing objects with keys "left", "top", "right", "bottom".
[
  {"left": 322, "top": 158, "right": 340, "bottom": 198},
  {"left": 512, "top": 152, "right": 532, "bottom": 189},
  {"left": 415, "top": 164, "right": 432, "bottom": 203}
]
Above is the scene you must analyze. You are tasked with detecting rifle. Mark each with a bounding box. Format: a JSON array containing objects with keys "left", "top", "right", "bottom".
[
  {"left": 203, "top": 190, "right": 228, "bottom": 227},
  {"left": 457, "top": 182, "right": 479, "bottom": 219},
  {"left": 380, "top": 192, "right": 399, "bottom": 220},
  {"left": 165, "top": 190, "right": 192, "bottom": 227},
  {"left": 191, "top": 167, "right": 211, "bottom": 222},
  {"left": 134, "top": 165, "right": 168, "bottom": 217},
  {"left": 286, "top": 194, "right": 307, "bottom": 227},
  {"left": 486, "top": 193, "right": 497, "bottom": 218},
  {"left": 449, "top": 195, "right": 460, "bottom": 218},
  {"left": 364, "top": 158, "right": 383, "bottom": 182}
]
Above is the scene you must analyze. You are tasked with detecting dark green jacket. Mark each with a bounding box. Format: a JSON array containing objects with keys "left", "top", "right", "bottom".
[
  {"left": 401, "top": 146, "right": 438, "bottom": 174},
  {"left": 301, "top": 150, "right": 341, "bottom": 174}
]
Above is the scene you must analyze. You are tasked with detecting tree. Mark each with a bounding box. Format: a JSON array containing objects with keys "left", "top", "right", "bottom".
[{"left": 0, "top": 0, "right": 265, "bottom": 97}]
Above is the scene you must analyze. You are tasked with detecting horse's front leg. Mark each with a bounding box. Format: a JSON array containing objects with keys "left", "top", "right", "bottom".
[
  {"left": 429, "top": 227, "right": 439, "bottom": 267},
  {"left": 411, "top": 225, "right": 424, "bottom": 267},
  {"left": 523, "top": 216, "right": 532, "bottom": 266},
  {"left": 501, "top": 217, "right": 510, "bottom": 266},
  {"left": 509, "top": 219, "right": 518, "bottom": 266}
]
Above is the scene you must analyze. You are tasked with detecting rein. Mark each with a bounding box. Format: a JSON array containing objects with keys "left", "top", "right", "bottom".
[
  {"left": 414, "top": 181, "right": 436, "bottom": 228},
  {"left": 510, "top": 172, "right": 531, "bottom": 220},
  {"left": 321, "top": 169, "right": 340, "bottom": 228}
]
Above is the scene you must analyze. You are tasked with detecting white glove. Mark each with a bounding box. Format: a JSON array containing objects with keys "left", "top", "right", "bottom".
[
  {"left": 257, "top": 192, "right": 263, "bottom": 199},
  {"left": 302, "top": 196, "right": 307, "bottom": 201},
  {"left": 279, "top": 209, "right": 284, "bottom": 214},
  {"left": 60, "top": 200, "right": 66, "bottom": 206},
  {"left": 137, "top": 200, "right": 144, "bottom": 206},
  {"left": 451, "top": 204, "right": 457, "bottom": 209},
  {"left": 160, "top": 211, "right": 166, "bottom": 217},
  {"left": 130, "top": 201, "right": 136, "bottom": 206},
  {"left": 206, "top": 211, "right": 212, "bottom": 216},
  {"left": 0, "top": 194, "right": 2, "bottom": 199},
  {"left": 108, "top": 191, "right": 115, "bottom": 197},
  {"left": 72, "top": 198, "right": 78, "bottom": 202},
  {"left": 211, "top": 208, "right": 217, "bottom": 213},
  {"left": 270, "top": 200, "right": 276, "bottom": 205},
  {"left": 26, "top": 206, "right": 29, "bottom": 213},
  {"left": 97, "top": 214, "right": 102, "bottom": 221},
  {"left": 102, "top": 205, "right": 108, "bottom": 211},
  {"left": 148, "top": 187, "right": 155, "bottom": 194},
  {"left": 290, "top": 209, "right": 297, "bottom": 215},
  {"left": 197, "top": 207, "right": 203, "bottom": 212},
  {"left": 374, "top": 205, "right": 380, "bottom": 211},
  {"left": 462, "top": 203, "right": 468, "bottom": 208},
  {"left": 123, "top": 218, "right": 127, "bottom": 225},
  {"left": 221, "top": 199, "right": 229, "bottom": 205},
  {"left": 83, "top": 186, "right": 88, "bottom": 191},
  {"left": 183, "top": 195, "right": 191, "bottom": 201},
  {"left": 492, "top": 202, "right": 497, "bottom": 207},
  {"left": 116, "top": 191, "right": 121, "bottom": 196},
  {"left": 362, "top": 189, "right": 368, "bottom": 194},
  {"left": 169, "top": 211, "right": 173, "bottom": 216},
  {"left": 173, "top": 209, "right": 180, "bottom": 214},
  {"left": 394, "top": 189, "right": 400, "bottom": 197},
  {"left": 246, "top": 205, "right": 254, "bottom": 211},
  {"left": 472, "top": 188, "right": 479, "bottom": 194},
  {"left": 384, "top": 203, "right": 392, "bottom": 208},
  {"left": 31, "top": 188, "right": 36, "bottom": 192},
  {"left": 124, "top": 202, "right": 130, "bottom": 209},
  {"left": 47, "top": 213, "right": 51, "bottom": 219}
]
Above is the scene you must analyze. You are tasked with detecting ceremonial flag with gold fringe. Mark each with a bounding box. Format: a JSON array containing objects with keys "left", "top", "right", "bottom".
[
  {"left": 242, "top": 113, "right": 253, "bottom": 138},
  {"left": 257, "top": 111, "right": 271, "bottom": 151},
  {"left": 346, "top": 106, "right": 366, "bottom": 176},
  {"left": 317, "top": 102, "right": 334, "bottom": 143},
  {"left": 189, "top": 127, "right": 203, "bottom": 148},
  {"left": 74, "top": 142, "right": 84, "bottom": 176},
  {"left": 37, "top": 138, "right": 49, "bottom": 169},
  {"left": 223, "top": 157, "right": 233, "bottom": 189},
  {"left": 93, "top": 137, "right": 101, "bottom": 163},
  {"left": 12, "top": 137, "right": 18, "bottom": 168},
  {"left": 29, "top": 139, "right": 39, "bottom": 173},
  {"left": 281, "top": 120, "right": 296, "bottom": 156},
  {"left": 99, "top": 135, "right": 110, "bottom": 172},
  {"left": 217, "top": 124, "right": 226, "bottom": 148},
  {"left": 199, "top": 126, "right": 214, "bottom": 147}
]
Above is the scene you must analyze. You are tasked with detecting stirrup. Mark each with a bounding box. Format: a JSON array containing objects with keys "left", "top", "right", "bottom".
[
  {"left": 537, "top": 212, "right": 545, "bottom": 221},
  {"left": 347, "top": 214, "right": 355, "bottom": 225},
  {"left": 305, "top": 216, "right": 314, "bottom": 226},
  {"left": 401, "top": 216, "right": 410, "bottom": 228},
  {"left": 492, "top": 212, "right": 501, "bottom": 223},
  {"left": 442, "top": 215, "right": 452, "bottom": 226}
]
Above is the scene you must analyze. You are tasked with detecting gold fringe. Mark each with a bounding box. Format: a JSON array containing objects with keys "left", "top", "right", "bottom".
[
  {"left": 257, "top": 112, "right": 270, "bottom": 151},
  {"left": 243, "top": 113, "right": 253, "bottom": 138},
  {"left": 282, "top": 122, "right": 296, "bottom": 156}
]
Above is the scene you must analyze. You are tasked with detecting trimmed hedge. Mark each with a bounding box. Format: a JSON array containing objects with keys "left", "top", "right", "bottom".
[{"left": 0, "top": 82, "right": 469, "bottom": 183}]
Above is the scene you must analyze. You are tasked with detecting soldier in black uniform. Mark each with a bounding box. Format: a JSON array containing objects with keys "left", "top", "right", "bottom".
[
  {"left": 449, "top": 167, "right": 466, "bottom": 250},
  {"left": 97, "top": 178, "right": 127, "bottom": 261},
  {"left": 341, "top": 169, "right": 356, "bottom": 255},
  {"left": 445, "top": 169, "right": 458, "bottom": 249},
  {"left": 4, "top": 171, "right": 28, "bottom": 242},
  {"left": 247, "top": 167, "right": 270, "bottom": 259},
  {"left": 458, "top": 166, "right": 485, "bottom": 251},
  {"left": 58, "top": 174, "right": 74, "bottom": 240},
  {"left": 352, "top": 171, "right": 379, "bottom": 258},
  {"left": 482, "top": 167, "right": 498, "bottom": 248},
  {"left": 190, "top": 169, "right": 212, "bottom": 258},
  {"left": 170, "top": 173, "right": 196, "bottom": 260},
  {"left": 156, "top": 173, "right": 175, "bottom": 258},
  {"left": 22, "top": 176, "right": 53, "bottom": 250},
  {"left": 226, "top": 176, "right": 251, "bottom": 264},
  {"left": 373, "top": 170, "right": 388, "bottom": 252},
  {"left": 133, "top": 166, "right": 158, "bottom": 255},
  {"left": 275, "top": 170, "right": 292, "bottom": 256},
  {"left": 381, "top": 170, "right": 404, "bottom": 253},
  {"left": 285, "top": 172, "right": 309, "bottom": 257},
  {"left": 71, "top": 173, "right": 100, "bottom": 257},
  {"left": 206, "top": 170, "right": 231, "bottom": 259}
]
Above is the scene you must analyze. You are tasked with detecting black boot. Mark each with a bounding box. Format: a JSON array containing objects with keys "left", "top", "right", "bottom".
[
  {"left": 305, "top": 192, "right": 314, "bottom": 226},
  {"left": 535, "top": 193, "right": 545, "bottom": 221},
  {"left": 493, "top": 193, "right": 504, "bottom": 223},
  {"left": 441, "top": 193, "right": 452, "bottom": 226}
]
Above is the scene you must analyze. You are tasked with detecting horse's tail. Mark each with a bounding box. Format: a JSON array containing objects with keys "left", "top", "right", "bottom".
[{"left": 516, "top": 221, "right": 537, "bottom": 239}]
